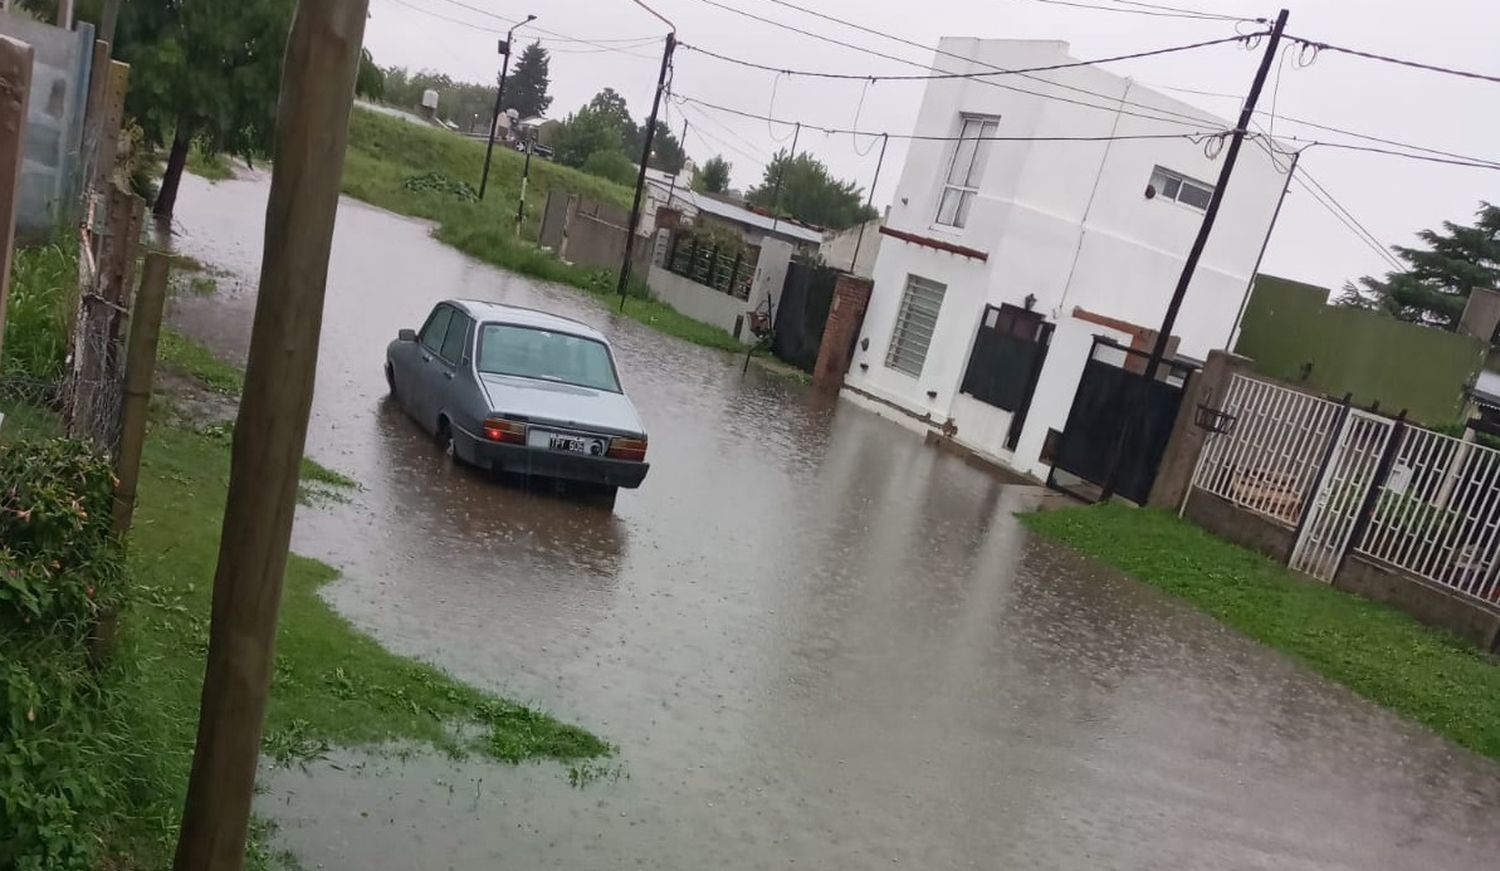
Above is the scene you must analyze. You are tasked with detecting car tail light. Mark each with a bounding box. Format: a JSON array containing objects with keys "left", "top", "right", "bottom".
[
  {"left": 483, "top": 418, "right": 527, "bottom": 444},
  {"left": 607, "top": 436, "right": 648, "bottom": 462}
]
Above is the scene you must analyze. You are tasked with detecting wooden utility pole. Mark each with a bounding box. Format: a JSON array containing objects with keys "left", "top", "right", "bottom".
[
  {"left": 171, "top": 2, "right": 369, "bottom": 869},
  {"left": 112, "top": 248, "right": 169, "bottom": 534},
  {"left": 0, "top": 35, "right": 33, "bottom": 376},
  {"left": 616, "top": 31, "right": 675, "bottom": 308}
]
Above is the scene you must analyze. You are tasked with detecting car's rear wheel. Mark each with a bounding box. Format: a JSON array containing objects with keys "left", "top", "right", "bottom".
[
  {"left": 385, "top": 362, "right": 397, "bottom": 397},
  {"left": 437, "top": 419, "right": 465, "bottom": 467}
]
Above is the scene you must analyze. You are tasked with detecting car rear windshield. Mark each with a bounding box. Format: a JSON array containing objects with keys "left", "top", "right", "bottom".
[{"left": 476, "top": 323, "right": 621, "bottom": 392}]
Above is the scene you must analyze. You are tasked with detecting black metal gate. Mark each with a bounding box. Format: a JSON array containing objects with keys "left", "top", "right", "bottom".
[
  {"left": 772, "top": 262, "right": 841, "bottom": 372},
  {"left": 1047, "top": 336, "right": 1196, "bottom": 504},
  {"left": 960, "top": 303, "right": 1053, "bottom": 451}
]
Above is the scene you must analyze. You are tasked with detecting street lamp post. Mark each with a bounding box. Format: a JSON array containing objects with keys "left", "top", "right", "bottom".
[{"left": 479, "top": 13, "right": 535, "bottom": 200}]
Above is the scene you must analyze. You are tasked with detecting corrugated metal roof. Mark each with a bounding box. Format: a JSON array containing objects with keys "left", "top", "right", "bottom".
[{"left": 647, "top": 180, "right": 824, "bottom": 245}]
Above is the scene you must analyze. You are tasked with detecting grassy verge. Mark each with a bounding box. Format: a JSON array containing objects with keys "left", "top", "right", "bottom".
[
  {"left": 340, "top": 108, "right": 744, "bottom": 353},
  {"left": 185, "top": 145, "right": 236, "bottom": 182},
  {"left": 1022, "top": 503, "right": 1500, "bottom": 760}
]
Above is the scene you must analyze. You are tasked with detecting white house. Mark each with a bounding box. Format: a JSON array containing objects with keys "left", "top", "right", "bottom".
[{"left": 842, "top": 37, "right": 1290, "bottom": 481}]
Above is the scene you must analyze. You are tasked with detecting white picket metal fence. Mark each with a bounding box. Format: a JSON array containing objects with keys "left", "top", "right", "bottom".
[
  {"left": 1190, "top": 372, "right": 1500, "bottom": 601},
  {"left": 1354, "top": 426, "right": 1500, "bottom": 600},
  {"left": 1190, "top": 374, "right": 1344, "bottom": 524}
]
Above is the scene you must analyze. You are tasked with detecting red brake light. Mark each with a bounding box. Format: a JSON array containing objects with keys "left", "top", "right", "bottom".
[
  {"left": 483, "top": 418, "right": 527, "bottom": 444},
  {"left": 607, "top": 436, "right": 648, "bottom": 462}
]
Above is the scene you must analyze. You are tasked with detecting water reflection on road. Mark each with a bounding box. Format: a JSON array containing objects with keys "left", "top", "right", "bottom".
[{"left": 170, "top": 172, "right": 1500, "bottom": 870}]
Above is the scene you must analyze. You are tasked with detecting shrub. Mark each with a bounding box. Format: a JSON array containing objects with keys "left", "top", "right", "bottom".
[
  {"left": 0, "top": 438, "right": 124, "bottom": 628},
  {"left": 1, "top": 243, "right": 77, "bottom": 382},
  {"left": 580, "top": 149, "right": 637, "bottom": 187}
]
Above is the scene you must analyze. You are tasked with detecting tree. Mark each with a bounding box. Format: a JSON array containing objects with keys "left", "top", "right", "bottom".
[
  {"left": 379, "top": 67, "right": 493, "bottom": 131},
  {"left": 745, "top": 150, "right": 877, "bottom": 230},
  {"left": 1338, "top": 203, "right": 1500, "bottom": 337},
  {"left": 356, "top": 49, "right": 385, "bottom": 100},
  {"left": 502, "top": 41, "right": 551, "bottom": 119},
  {"left": 108, "top": 0, "right": 299, "bottom": 221},
  {"left": 633, "top": 120, "right": 685, "bottom": 174},
  {"left": 693, "top": 155, "right": 732, "bottom": 194},
  {"left": 551, "top": 89, "right": 636, "bottom": 169}
]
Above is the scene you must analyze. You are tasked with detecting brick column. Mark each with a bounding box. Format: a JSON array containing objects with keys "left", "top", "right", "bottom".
[
  {"left": 1147, "top": 348, "right": 1254, "bottom": 508},
  {"left": 813, "top": 273, "right": 873, "bottom": 391}
]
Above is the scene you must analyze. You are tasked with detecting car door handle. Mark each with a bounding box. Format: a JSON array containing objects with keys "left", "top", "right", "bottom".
[{"left": 443, "top": 371, "right": 454, "bottom": 379}]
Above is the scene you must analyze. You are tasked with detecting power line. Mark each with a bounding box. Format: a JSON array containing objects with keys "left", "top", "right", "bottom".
[
  {"left": 1287, "top": 34, "right": 1500, "bottom": 85},
  {"left": 1292, "top": 171, "right": 1403, "bottom": 274},
  {"left": 686, "top": 0, "right": 1229, "bottom": 130},
  {"left": 1263, "top": 115, "right": 1500, "bottom": 169},
  {"left": 1018, "top": 0, "right": 1258, "bottom": 22},
  {"left": 672, "top": 96, "right": 770, "bottom": 158},
  {"left": 675, "top": 91, "right": 1231, "bottom": 142},
  {"left": 680, "top": 31, "right": 1259, "bottom": 81},
  {"left": 420, "top": 0, "right": 662, "bottom": 45},
  {"left": 1281, "top": 138, "right": 1500, "bottom": 171},
  {"left": 379, "top": 0, "right": 662, "bottom": 58}
]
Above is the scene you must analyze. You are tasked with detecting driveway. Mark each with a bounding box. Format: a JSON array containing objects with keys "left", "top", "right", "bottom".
[{"left": 168, "top": 171, "right": 1500, "bottom": 870}]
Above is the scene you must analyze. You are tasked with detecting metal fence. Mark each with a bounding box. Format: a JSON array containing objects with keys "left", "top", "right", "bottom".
[
  {"left": 1355, "top": 426, "right": 1500, "bottom": 600},
  {"left": 1191, "top": 373, "right": 1344, "bottom": 524},
  {"left": 1191, "top": 372, "right": 1500, "bottom": 601},
  {"left": 664, "top": 232, "right": 756, "bottom": 300}
]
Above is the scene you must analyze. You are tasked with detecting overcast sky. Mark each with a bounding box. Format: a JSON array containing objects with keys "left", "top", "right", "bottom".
[{"left": 363, "top": 0, "right": 1499, "bottom": 293}]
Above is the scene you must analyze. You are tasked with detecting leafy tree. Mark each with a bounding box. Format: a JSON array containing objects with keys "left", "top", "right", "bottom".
[
  {"left": 634, "top": 120, "right": 685, "bottom": 175},
  {"left": 356, "top": 49, "right": 385, "bottom": 101},
  {"left": 581, "top": 150, "right": 637, "bottom": 187},
  {"left": 693, "top": 156, "right": 733, "bottom": 194},
  {"left": 745, "top": 150, "right": 876, "bottom": 230},
  {"left": 105, "top": 0, "right": 298, "bottom": 221},
  {"left": 1338, "top": 203, "right": 1500, "bottom": 337},
  {"left": 552, "top": 89, "right": 636, "bottom": 169},
  {"left": 502, "top": 41, "right": 552, "bottom": 119},
  {"left": 380, "top": 67, "right": 494, "bottom": 132}
]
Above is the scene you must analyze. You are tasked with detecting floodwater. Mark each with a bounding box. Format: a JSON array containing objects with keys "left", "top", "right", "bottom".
[{"left": 169, "top": 171, "right": 1500, "bottom": 870}]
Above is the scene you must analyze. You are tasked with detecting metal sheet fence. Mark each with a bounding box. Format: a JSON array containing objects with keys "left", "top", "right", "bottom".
[
  {"left": 1191, "top": 373, "right": 1344, "bottom": 524},
  {"left": 1355, "top": 426, "right": 1500, "bottom": 601}
]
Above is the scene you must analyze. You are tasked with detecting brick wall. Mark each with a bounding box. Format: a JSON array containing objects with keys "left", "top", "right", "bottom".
[{"left": 813, "top": 273, "right": 873, "bottom": 390}]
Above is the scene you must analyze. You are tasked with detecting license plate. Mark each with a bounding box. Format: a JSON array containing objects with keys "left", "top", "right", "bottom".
[{"left": 529, "top": 429, "right": 605, "bottom": 456}]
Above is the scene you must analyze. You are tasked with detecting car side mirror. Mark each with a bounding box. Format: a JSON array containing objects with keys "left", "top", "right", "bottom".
[{"left": 398, "top": 328, "right": 417, "bottom": 342}]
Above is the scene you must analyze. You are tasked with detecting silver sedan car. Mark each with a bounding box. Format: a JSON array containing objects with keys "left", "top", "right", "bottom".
[{"left": 385, "top": 300, "right": 649, "bottom": 503}]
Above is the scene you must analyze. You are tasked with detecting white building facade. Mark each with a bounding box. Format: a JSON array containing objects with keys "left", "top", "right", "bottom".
[{"left": 843, "top": 37, "right": 1290, "bottom": 480}]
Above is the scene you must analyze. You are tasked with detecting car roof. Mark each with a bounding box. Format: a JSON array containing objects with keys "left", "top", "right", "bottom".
[{"left": 448, "top": 299, "right": 608, "bottom": 343}]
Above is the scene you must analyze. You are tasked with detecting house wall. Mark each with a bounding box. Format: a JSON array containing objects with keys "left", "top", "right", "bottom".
[
  {"left": 0, "top": 13, "right": 93, "bottom": 241},
  {"left": 843, "top": 37, "right": 1287, "bottom": 480},
  {"left": 645, "top": 240, "right": 794, "bottom": 343},
  {"left": 1235, "top": 275, "right": 1486, "bottom": 425},
  {"left": 820, "top": 219, "right": 882, "bottom": 278}
]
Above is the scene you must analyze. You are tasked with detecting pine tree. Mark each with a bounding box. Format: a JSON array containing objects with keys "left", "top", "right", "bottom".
[
  {"left": 502, "top": 42, "right": 553, "bottom": 120},
  {"left": 1339, "top": 203, "right": 1500, "bottom": 337}
]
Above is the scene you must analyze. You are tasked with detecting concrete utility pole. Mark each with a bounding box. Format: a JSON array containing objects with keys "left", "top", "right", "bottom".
[
  {"left": 171, "top": 2, "right": 368, "bottom": 868},
  {"left": 479, "top": 13, "right": 535, "bottom": 200},
  {"left": 1100, "top": 8, "right": 1289, "bottom": 500},
  {"left": 616, "top": 31, "right": 675, "bottom": 307},
  {"left": 0, "top": 35, "right": 33, "bottom": 383}
]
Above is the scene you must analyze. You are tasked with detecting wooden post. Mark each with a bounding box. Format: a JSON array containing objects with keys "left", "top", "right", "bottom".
[
  {"left": 171, "top": 3, "right": 369, "bottom": 869},
  {"left": 91, "top": 61, "right": 129, "bottom": 194},
  {"left": 112, "top": 249, "right": 170, "bottom": 534},
  {"left": 0, "top": 35, "right": 33, "bottom": 375}
]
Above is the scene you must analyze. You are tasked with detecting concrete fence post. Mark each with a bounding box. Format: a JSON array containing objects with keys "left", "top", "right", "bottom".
[
  {"left": 0, "top": 34, "right": 33, "bottom": 376},
  {"left": 1146, "top": 349, "right": 1253, "bottom": 509}
]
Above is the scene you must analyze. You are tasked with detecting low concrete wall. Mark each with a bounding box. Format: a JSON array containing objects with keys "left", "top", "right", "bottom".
[
  {"left": 1183, "top": 489, "right": 1296, "bottom": 563},
  {"left": 537, "top": 189, "right": 568, "bottom": 250},
  {"left": 647, "top": 264, "right": 753, "bottom": 341},
  {"left": 1334, "top": 556, "right": 1500, "bottom": 652}
]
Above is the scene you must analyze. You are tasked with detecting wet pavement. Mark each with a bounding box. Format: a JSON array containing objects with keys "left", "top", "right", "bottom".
[{"left": 170, "top": 171, "right": 1500, "bottom": 870}]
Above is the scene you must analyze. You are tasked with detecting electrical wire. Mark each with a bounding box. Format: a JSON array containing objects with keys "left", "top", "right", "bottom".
[
  {"left": 420, "top": 0, "right": 662, "bottom": 46},
  {"left": 1018, "top": 0, "right": 1258, "bottom": 22},
  {"left": 678, "top": 103, "right": 768, "bottom": 164},
  {"left": 687, "top": 0, "right": 1227, "bottom": 131},
  {"left": 675, "top": 92, "right": 1231, "bottom": 143},
  {"left": 383, "top": 0, "right": 664, "bottom": 59},
  {"left": 1276, "top": 138, "right": 1500, "bottom": 171},
  {"left": 1287, "top": 166, "right": 1404, "bottom": 273},
  {"left": 1287, "top": 34, "right": 1500, "bottom": 85},
  {"left": 679, "top": 32, "right": 1259, "bottom": 81}
]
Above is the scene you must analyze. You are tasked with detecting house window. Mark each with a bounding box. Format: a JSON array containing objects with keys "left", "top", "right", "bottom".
[
  {"left": 935, "top": 115, "right": 999, "bottom": 228},
  {"left": 1148, "top": 166, "right": 1215, "bottom": 210},
  {"left": 886, "top": 275, "right": 946, "bottom": 377}
]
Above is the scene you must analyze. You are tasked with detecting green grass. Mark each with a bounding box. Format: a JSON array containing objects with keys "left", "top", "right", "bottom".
[
  {"left": 1, "top": 242, "right": 77, "bottom": 380},
  {"left": 158, "top": 328, "right": 244, "bottom": 395},
  {"left": 185, "top": 146, "right": 235, "bottom": 181},
  {"left": 1023, "top": 503, "right": 1500, "bottom": 760},
  {"left": 340, "top": 109, "right": 744, "bottom": 353}
]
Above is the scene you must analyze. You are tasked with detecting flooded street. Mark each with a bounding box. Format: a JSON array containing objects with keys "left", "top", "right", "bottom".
[{"left": 170, "top": 171, "right": 1500, "bottom": 870}]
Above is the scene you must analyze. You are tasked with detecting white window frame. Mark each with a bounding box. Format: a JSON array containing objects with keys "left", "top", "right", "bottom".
[
  {"left": 1148, "top": 166, "right": 1215, "bottom": 211},
  {"left": 886, "top": 275, "right": 946, "bottom": 377},
  {"left": 934, "top": 115, "right": 1000, "bottom": 229}
]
